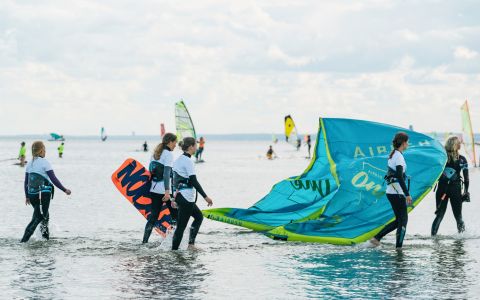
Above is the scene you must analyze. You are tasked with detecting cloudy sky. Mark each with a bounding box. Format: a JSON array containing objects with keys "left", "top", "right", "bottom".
[{"left": 1, "top": 0, "right": 479, "bottom": 135}]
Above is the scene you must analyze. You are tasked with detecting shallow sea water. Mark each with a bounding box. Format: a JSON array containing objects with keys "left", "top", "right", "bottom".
[{"left": 0, "top": 138, "right": 479, "bottom": 299}]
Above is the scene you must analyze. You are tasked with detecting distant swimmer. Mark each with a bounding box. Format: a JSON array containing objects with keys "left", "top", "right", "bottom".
[
  {"left": 266, "top": 145, "right": 276, "bottom": 160},
  {"left": 143, "top": 141, "right": 148, "bottom": 152},
  {"left": 143, "top": 133, "right": 178, "bottom": 243},
  {"left": 431, "top": 136, "right": 469, "bottom": 235},
  {"left": 21, "top": 141, "right": 71, "bottom": 242},
  {"left": 57, "top": 142, "right": 64, "bottom": 158},
  {"left": 172, "top": 137, "right": 213, "bottom": 250},
  {"left": 195, "top": 137, "right": 205, "bottom": 162},
  {"left": 305, "top": 135, "right": 312, "bottom": 158},
  {"left": 18, "top": 142, "right": 27, "bottom": 167},
  {"left": 369, "top": 132, "right": 411, "bottom": 250}
]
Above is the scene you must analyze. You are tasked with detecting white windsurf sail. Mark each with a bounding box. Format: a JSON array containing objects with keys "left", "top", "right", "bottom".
[
  {"left": 175, "top": 100, "right": 196, "bottom": 141},
  {"left": 461, "top": 100, "right": 477, "bottom": 167}
]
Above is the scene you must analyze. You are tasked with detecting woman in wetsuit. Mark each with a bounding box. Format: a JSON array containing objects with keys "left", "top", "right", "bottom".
[
  {"left": 172, "top": 137, "right": 213, "bottom": 250},
  {"left": 431, "top": 136, "right": 469, "bottom": 235},
  {"left": 370, "top": 132, "right": 412, "bottom": 249},
  {"left": 21, "top": 141, "right": 71, "bottom": 242},
  {"left": 143, "top": 133, "right": 178, "bottom": 243}
]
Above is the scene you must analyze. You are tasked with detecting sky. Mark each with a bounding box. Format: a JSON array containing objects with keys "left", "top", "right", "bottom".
[{"left": 0, "top": 0, "right": 479, "bottom": 136}]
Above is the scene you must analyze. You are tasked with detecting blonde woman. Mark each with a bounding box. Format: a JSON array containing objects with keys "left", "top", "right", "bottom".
[
  {"left": 431, "top": 136, "right": 469, "bottom": 235},
  {"left": 21, "top": 141, "right": 71, "bottom": 242},
  {"left": 143, "top": 133, "right": 178, "bottom": 243}
]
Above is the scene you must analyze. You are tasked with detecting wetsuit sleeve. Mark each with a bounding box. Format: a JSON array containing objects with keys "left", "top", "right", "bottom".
[
  {"left": 24, "top": 172, "right": 28, "bottom": 197},
  {"left": 395, "top": 165, "right": 410, "bottom": 197},
  {"left": 462, "top": 157, "right": 469, "bottom": 192},
  {"left": 188, "top": 175, "right": 207, "bottom": 198},
  {"left": 46, "top": 170, "right": 67, "bottom": 192},
  {"left": 163, "top": 166, "right": 172, "bottom": 191}
]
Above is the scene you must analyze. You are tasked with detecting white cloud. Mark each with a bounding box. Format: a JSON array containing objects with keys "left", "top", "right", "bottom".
[
  {"left": 0, "top": 0, "right": 479, "bottom": 135},
  {"left": 454, "top": 46, "right": 478, "bottom": 60}
]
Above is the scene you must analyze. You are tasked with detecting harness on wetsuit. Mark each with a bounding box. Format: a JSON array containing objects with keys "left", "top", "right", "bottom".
[
  {"left": 173, "top": 172, "right": 193, "bottom": 191},
  {"left": 173, "top": 171, "right": 199, "bottom": 203},
  {"left": 149, "top": 161, "right": 165, "bottom": 182},
  {"left": 384, "top": 167, "right": 410, "bottom": 192},
  {"left": 437, "top": 160, "right": 469, "bottom": 201},
  {"left": 27, "top": 173, "right": 54, "bottom": 197}
]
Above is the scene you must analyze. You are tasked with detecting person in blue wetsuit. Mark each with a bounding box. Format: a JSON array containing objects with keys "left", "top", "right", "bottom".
[
  {"left": 431, "top": 136, "right": 470, "bottom": 235},
  {"left": 143, "top": 133, "right": 178, "bottom": 243},
  {"left": 171, "top": 137, "right": 213, "bottom": 250},
  {"left": 21, "top": 141, "right": 71, "bottom": 242},
  {"left": 370, "top": 132, "right": 412, "bottom": 250}
]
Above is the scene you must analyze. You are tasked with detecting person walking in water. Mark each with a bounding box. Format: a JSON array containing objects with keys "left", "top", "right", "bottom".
[
  {"left": 431, "top": 136, "right": 469, "bottom": 235},
  {"left": 18, "top": 141, "right": 27, "bottom": 167},
  {"left": 306, "top": 135, "right": 312, "bottom": 158},
  {"left": 143, "top": 133, "right": 178, "bottom": 243},
  {"left": 370, "top": 132, "right": 411, "bottom": 250},
  {"left": 21, "top": 141, "right": 71, "bottom": 242},
  {"left": 195, "top": 137, "right": 205, "bottom": 162},
  {"left": 57, "top": 142, "right": 64, "bottom": 158},
  {"left": 143, "top": 141, "right": 148, "bottom": 152},
  {"left": 266, "top": 145, "right": 276, "bottom": 160},
  {"left": 172, "top": 137, "right": 213, "bottom": 250}
]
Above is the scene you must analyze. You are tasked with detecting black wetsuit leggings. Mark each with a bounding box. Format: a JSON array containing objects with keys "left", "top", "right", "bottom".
[
  {"left": 432, "top": 182, "right": 464, "bottom": 235},
  {"left": 172, "top": 193, "right": 203, "bottom": 250},
  {"left": 374, "top": 194, "right": 408, "bottom": 248},
  {"left": 21, "top": 192, "right": 51, "bottom": 242},
  {"left": 147, "top": 192, "right": 178, "bottom": 225}
]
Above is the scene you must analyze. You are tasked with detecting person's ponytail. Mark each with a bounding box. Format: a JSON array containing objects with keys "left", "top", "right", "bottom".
[{"left": 389, "top": 132, "right": 409, "bottom": 159}]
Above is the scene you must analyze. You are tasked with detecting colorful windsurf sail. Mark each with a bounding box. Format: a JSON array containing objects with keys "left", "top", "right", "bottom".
[
  {"left": 461, "top": 100, "right": 477, "bottom": 167},
  {"left": 101, "top": 127, "right": 107, "bottom": 142},
  {"left": 285, "top": 115, "right": 299, "bottom": 148},
  {"left": 204, "top": 118, "right": 446, "bottom": 244},
  {"left": 175, "top": 100, "right": 196, "bottom": 141}
]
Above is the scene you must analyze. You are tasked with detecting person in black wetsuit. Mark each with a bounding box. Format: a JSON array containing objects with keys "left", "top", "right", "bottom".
[
  {"left": 306, "top": 135, "right": 312, "bottom": 158},
  {"left": 143, "top": 133, "right": 178, "bottom": 243},
  {"left": 431, "top": 136, "right": 470, "bottom": 235},
  {"left": 143, "top": 141, "right": 148, "bottom": 152},
  {"left": 21, "top": 141, "right": 71, "bottom": 242},
  {"left": 171, "top": 137, "right": 213, "bottom": 250},
  {"left": 370, "top": 132, "right": 412, "bottom": 249}
]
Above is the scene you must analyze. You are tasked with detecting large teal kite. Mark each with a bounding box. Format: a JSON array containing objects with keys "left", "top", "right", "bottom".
[{"left": 203, "top": 118, "right": 447, "bottom": 245}]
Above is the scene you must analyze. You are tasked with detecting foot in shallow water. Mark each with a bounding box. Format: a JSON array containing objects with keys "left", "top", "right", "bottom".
[
  {"left": 369, "top": 238, "right": 381, "bottom": 247},
  {"left": 359, "top": 238, "right": 380, "bottom": 248}
]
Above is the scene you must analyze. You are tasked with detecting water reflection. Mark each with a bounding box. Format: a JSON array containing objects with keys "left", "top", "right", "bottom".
[
  {"left": 431, "top": 239, "right": 468, "bottom": 298},
  {"left": 11, "top": 241, "right": 63, "bottom": 299},
  {"left": 117, "top": 250, "right": 209, "bottom": 299}
]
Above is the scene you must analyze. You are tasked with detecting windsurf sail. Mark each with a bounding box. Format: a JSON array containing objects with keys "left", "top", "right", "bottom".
[
  {"left": 161, "top": 123, "right": 166, "bottom": 138},
  {"left": 285, "top": 115, "right": 299, "bottom": 148},
  {"left": 101, "top": 127, "right": 107, "bottom": 141},
  {"left": 49, "top": 133, "right": 65, "bottom": 141},
  {"left": 461, "top": 100, "right": 477, "bottom": 167},
  {"left": 175, "top": 100, "right": 196, "bottom": 141},
  {"left": 204, "top": 118, "right": 446, "bottom": 244}
]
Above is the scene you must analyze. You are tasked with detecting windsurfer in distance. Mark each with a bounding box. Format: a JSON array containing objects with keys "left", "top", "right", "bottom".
[{"left": 266, "top": 145, "right": 276, "bottom": 160}]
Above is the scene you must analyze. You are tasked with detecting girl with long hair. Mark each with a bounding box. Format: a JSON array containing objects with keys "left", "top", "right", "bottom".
[
  {"left": 370, "top": 132, "right": 412, "bottom": 249},
  {"left": 431, "top": 136, "right": 469, "bottom": 235},
  {"left": 21, "top": 141, "right": 71, "bottom": 242}
]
